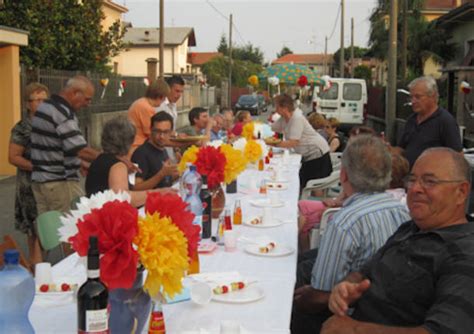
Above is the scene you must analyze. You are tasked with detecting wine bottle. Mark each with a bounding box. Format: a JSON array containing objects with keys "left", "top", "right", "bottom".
[
  {"left": 200, "top": 174, "right": 212, "bottom": 239},
  {"left": 77, "top": 236, "right": 109, "bottom": 334}
]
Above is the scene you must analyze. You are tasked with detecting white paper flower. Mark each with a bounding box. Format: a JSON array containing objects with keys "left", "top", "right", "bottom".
[
  {"left": 268, "top": 76, "right": 280, "bottom": 86},
  {"left": 253, "top": 122, "right": 274, "bottom": 139},
  {"left": 256, "top": 139, "right": 268, "bottom": 157},
  {"left": 58, "top": 190, "right": 131, "bottom": 242},
  {"left": 207, "top": 139, "right": 224, "bottom": 148},
  {"left": 232, "top": 137, "right": 248, "bottom": 152}
]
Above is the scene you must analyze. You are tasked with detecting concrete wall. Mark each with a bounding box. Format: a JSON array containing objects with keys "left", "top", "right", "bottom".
[
  {"left": 0, "top": 45, "right": 22, "bottom": 175},
  {"left": 447, "top": 20, "right": 474, "bottom": 65}
]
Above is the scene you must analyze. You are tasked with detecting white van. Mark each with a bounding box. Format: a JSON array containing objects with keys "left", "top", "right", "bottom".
[{"left": 312, "top": 78, "right": 368, "bottom": 128}]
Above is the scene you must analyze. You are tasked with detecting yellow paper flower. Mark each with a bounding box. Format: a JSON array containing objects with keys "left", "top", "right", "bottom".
[
  {"left": 220, "top": 144, "right": 248, "bottom": 184},
  {"left": 178, "top": 145, "right": 199, "bottom": 174},
  {"left": 244, "top": 139, "right": 263, "bottom": 163},
  {"left": 134, "top": 213, "right": 189, "bottom": 298},
  {"left": 242, "top": 122, "right": 255, "bottom": 140}
]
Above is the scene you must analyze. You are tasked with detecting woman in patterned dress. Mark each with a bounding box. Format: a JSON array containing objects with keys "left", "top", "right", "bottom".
[{"left": 8, "top": 82, "right": 49, "bottom": 265}]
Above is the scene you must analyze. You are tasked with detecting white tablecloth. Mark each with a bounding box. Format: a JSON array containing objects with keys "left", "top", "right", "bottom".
[{"left": 29, "top": 154, "right": 301, "bottom": 334}]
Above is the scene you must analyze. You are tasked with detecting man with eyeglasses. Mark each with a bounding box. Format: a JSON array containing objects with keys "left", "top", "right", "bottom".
[
  {"left": 322, "top": 147, "right": 474, "bottom": 334},
  {"left": 131, "top": 112, "right": 178, "bottom": 190},
  {"left": 398, "top": 76, "right": 462, "bottom": 167},
  {"left": 31, "top": 75, "right": 100, "bottom": 215}
]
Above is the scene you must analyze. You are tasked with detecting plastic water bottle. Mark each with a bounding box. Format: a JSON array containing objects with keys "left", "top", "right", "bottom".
[
  {"left": 181, "top": 165, "right": 203, "bottom": 231},
  {"left": 0, "top": 249, "right": 35, "bottom": 333}
]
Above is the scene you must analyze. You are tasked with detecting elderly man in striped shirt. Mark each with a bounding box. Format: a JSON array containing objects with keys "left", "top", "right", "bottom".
[
  {"left": 291, "top": 135, "right": 410, "bottom": 334},
  {"left": 31, "top": 76, "right": 99, "bottom": 215}
]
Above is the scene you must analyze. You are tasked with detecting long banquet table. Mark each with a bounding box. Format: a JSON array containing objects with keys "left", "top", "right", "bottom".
[{"left": 29, "top": 154, "right": 302, "bottom": 333}]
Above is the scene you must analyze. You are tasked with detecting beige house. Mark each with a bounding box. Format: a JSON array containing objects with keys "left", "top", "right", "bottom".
[{"left": 119, "top": 27, "right": 196, "bottom": 77}]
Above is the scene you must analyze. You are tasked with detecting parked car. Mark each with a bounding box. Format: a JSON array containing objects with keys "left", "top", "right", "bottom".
[
  {"left": 257, "top": 95, "right": 268, "bottom": 112},
  {"left": 234, "top": 94, "right": 263, "bottom": 116},
  {"left": 312, "top": 78, "right": 368, "bottom": 130}
]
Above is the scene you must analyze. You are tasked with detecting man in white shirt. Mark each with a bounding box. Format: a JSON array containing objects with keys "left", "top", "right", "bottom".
[
  {"left": 156, "top": 75, "right": 185, "bottom": 130},
  {"left": 156, "top": 75, "right": 186, "bottom": 160}
]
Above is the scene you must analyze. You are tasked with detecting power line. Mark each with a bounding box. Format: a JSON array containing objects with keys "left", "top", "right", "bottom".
[
  {"left": 205, "top": 0, "right": 246, "bottom": 45},
  {"left": 205, "top": 0, "right": 229, "bottom": 22},
  {"left": 327, "top": 3, "right": 341, "bottom": 41}
]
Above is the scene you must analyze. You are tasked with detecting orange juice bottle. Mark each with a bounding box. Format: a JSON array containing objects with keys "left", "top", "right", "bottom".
[
  {"left": 233, "top": 200, "right": 242, "bottom": 225},
  {"left": 188, "top": 250, "right": 200, "bottom": 274},
  {"left": 258, "top": 158, "right": 264, "bottom": 171}
]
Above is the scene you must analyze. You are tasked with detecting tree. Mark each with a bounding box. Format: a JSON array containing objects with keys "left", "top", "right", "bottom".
[
  {"left": 217, "top": 34, "right": 228, "bottom": 55},
  {"left": 201, "top": 56, "right": 263, "bottom": 88},
  {"left": 354, "top": 65, "right": 372, "bottom": 83},
  {"left": 0, "top": 0, "right": 126, "bottom": 72},
  {"left": 368, "top": 0, "right": 455, "bottom": 77},
  {"left": 217, "top": 34, "right": 264, "bottom": 66},
  {"left": 276, "top": 46, "right": 293, "bottom": 59},
  {"left": 333, "top": 46, "right": 369, "bottom": 70}
]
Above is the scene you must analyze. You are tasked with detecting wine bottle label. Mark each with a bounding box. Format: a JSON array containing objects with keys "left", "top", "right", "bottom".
[
  {"left": 148, "top": 310, "right": 166, "bottom": 333},
  {"left": 84, "top": 308, "right": 108, "bottom": 333}
]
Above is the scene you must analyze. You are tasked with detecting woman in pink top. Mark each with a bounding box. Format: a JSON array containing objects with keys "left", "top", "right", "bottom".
[{"left": 231, "top": 110, "right": 252, "bottom": 136}]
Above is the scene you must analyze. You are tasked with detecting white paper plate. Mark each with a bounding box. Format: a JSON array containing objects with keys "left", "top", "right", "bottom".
[
  {"left": 266, "top": 182, "right": 288, "bottom": 191},
  {"left": 212, "top": 285, "right": 264, "bottom": 304},
  {"left": 265, "top": 177, "right": 289, "bottom": 183},
  {"left": 249, "top": 199, "right": 284, "bottom": 208},
  {"left": 243, "top": 217, "right": 284, "bottom": 228},
  {"left": 244, "top": 244, "right": 295, "bottom": 257}
]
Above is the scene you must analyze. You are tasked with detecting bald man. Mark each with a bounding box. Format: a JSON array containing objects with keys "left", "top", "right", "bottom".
[{"left": 31, "top": 75, "right": 100, "bottom": 214}]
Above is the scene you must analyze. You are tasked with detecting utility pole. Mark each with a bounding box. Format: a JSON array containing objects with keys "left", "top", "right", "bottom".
[
  {"left": 386, "top": 0, "right": 398, "bottom": 144},
  {"left": 350, "top": 17, "right": 354, "bottom": 78},
  {"left": 324, "top": 36, "right": 328, "bottom": 75},
  {"left": 228, "top": 14, "right": 233, "bottom": 109},
  {"left": 401, "top": 0, "right": 408, "bottom": 82},
  {"left": 340, "top": 0, "right": 345, "bottom": 78},
  {"left": 159, "top": 0, "right": 164, "bottom": 79}
]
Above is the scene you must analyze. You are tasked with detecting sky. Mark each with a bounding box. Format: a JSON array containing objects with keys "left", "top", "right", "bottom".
[{"left": 121, "top": 0, "right": 377, "bottom": 62}]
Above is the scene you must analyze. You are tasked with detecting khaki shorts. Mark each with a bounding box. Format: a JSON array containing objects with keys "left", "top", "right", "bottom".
[{"left": 32, "top": 180, "right": 84, "bottom": 215}]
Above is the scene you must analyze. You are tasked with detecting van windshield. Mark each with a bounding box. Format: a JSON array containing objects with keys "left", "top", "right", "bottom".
[
  {"left": 343, "top": 83, "right": 362, "bottom": 101},
  {"left": 319, "top": 83, "right": 338, "bottom": 100}
]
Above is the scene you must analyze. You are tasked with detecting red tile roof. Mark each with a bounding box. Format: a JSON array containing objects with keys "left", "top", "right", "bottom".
[
  {"left": 272, "top": 54, "right": 334, "bottom": 65},
  {"left": 188, "top": 52, "right": 223, "bottom": 65}
]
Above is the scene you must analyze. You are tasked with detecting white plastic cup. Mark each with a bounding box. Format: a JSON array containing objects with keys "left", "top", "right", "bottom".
[
  {"left": 220, "top": 321, "right": 241, "bottom": 334},
  {"left": 224, "top": 230, "right": 237, "bottom": 252},
  {"left": 190, "top": 282, "right": 213, "bottom": 306},
  {"left": 262, "top": 207, "right": 273, "bottom": 224},
  {"left": 269, "top": 192, "right": 279, "bottom": 205},
  {"left": 35, "top": 262, "right": 53, "bottom": 286}
]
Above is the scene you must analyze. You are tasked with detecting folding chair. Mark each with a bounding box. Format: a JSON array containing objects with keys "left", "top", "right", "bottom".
[
  {"left": 0, "top": 234, "right": 32, "bottom": 272},
  {"left": 36, "top": 210, "right": 65, "bottom": 260}
]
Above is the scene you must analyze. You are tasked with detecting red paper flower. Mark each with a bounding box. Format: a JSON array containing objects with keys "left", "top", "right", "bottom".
[
  {"left": 195, "top": 146, "right": 226, "bottom": 189},
  {"left": 297, "top": 75, "right": 308, "bottom": 87},
  {"left": 145, "top": 192, "right": 200, "bottom": 258},
  {"left": 69, "top": 200, "right": 139, "bottom": 289}
]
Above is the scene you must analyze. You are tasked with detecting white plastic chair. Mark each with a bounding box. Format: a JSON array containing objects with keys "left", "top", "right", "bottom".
[
  {"left": 330, "top": 152, "right": 343, "bottom": 171},
  {"left": 309, "top": 207, "right": 341, "bottom": 249},
  {"left": 300, "top": 170, "right": 341, "bottom": 200}
]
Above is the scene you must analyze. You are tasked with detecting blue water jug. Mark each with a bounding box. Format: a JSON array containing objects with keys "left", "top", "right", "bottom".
[{"left": 0, "top": 249, "right": 35, "bottom": 333}]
